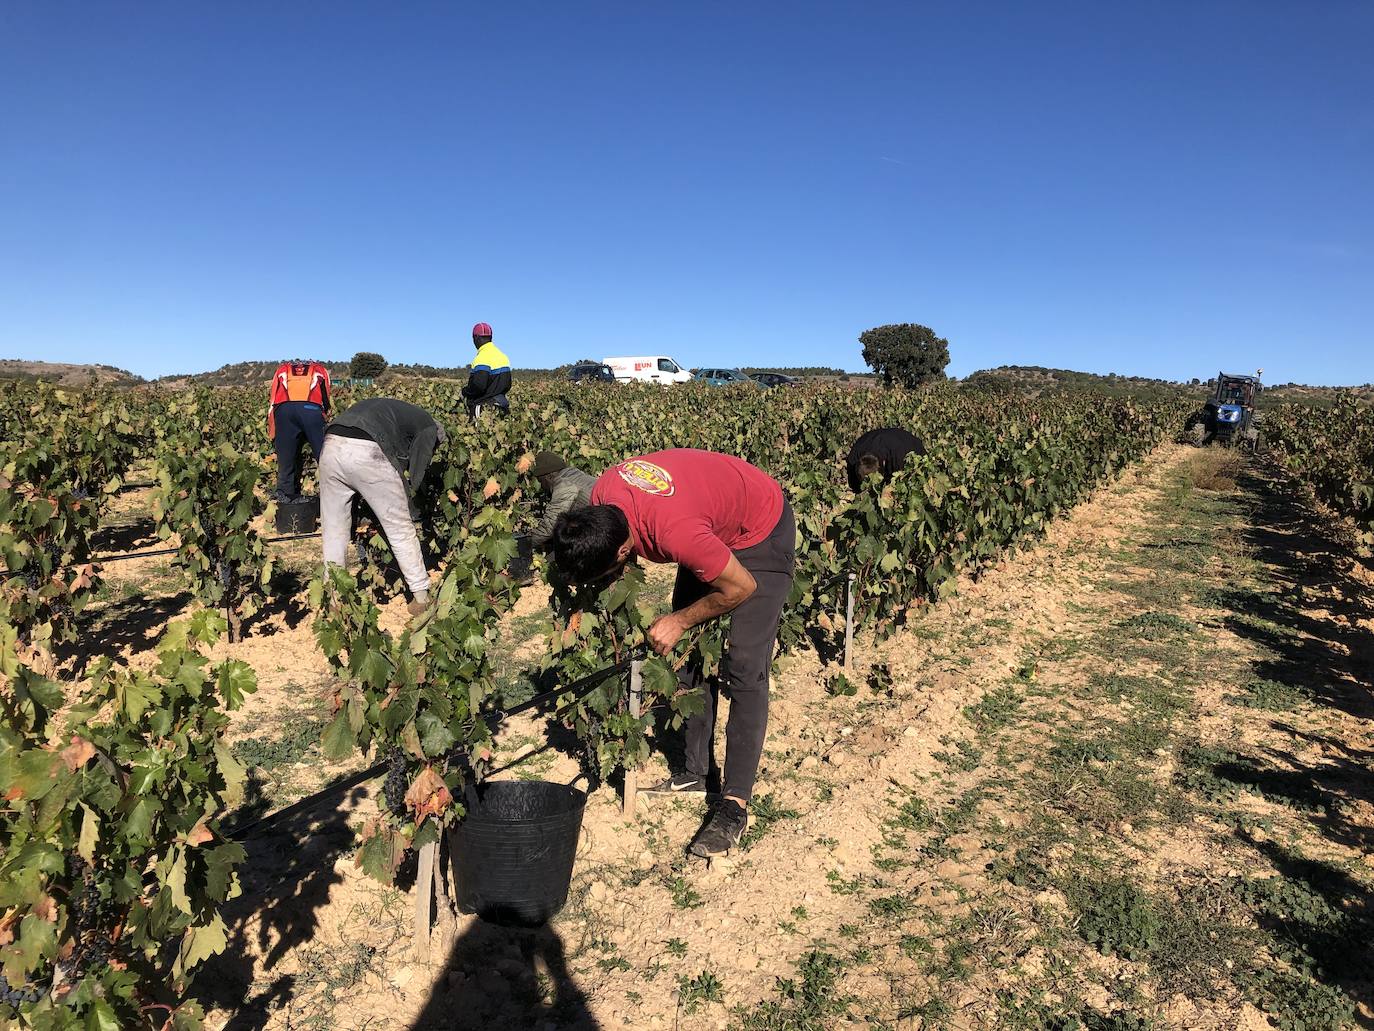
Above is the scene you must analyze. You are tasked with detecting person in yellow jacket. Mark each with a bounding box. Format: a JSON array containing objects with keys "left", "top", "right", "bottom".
[{"left": 462, "top": 322, "right": 512, "bottom": 420}]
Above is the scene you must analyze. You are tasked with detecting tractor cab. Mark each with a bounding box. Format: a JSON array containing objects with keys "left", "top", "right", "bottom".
[
  {"left": 1208, "top": 372, "right": 1260, "bottom": 437},
  {"left": 1215, "top": 373, "right": 1257, "bottom": 408},
  {"left": 1186, "top": 371, "right": 1263, "bottom": 449}
]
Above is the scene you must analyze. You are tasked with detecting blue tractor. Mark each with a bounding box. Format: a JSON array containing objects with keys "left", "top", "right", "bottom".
[{"left": 1185, "top": 371, "right": 1263, "bottom": 451}]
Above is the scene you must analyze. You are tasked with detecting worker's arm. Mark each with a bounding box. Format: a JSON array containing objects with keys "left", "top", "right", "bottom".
[
  {"left": 531, "top": 478, "right": 577, "bottom": 550},
  {"left": 647, "top": 555, "right": 756, "bottom": 656}
]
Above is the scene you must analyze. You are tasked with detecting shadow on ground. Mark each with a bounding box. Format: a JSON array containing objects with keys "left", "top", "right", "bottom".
[
  {"left": 1229, "top": 467, "right": 1374, "bottom": 723},
  {"left": 62, "top": 590, "right": 193, "bottom": 671},
  {"left": 409, "top": 917, "right": 600, "bottom": 1031},
  {"left": 242, "top": 569, "right": 313, "bottom": 635},
  {"left": 1213, "top": 465, "right": 1374, "bottom": 1014},
  {"left": 90, "top": 514, "right": 159, "bottom": 555},
  {"left": 198, "top": 787, "right": 366, "bottom": 1031}
]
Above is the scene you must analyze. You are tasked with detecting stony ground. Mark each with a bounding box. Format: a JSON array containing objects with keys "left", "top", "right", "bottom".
[{"left": 84, "top": 444, "right": 1374, "bottom": 1030}]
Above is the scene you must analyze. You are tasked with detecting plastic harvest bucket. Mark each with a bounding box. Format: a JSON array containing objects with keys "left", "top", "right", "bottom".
[
  {"left": 276, "top": 496, "right": 320, "bottom": 534},
  {"left": 449, "top": 780, "right": 586, "bottom": 927}
]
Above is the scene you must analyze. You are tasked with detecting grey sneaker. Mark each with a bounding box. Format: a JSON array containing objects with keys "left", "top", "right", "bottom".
[
  {"left": 688, "top": 799, "right": 748, "bottom": 858},
  {"left": 643, "top": 773, "right": 710, "bottom": 796}
]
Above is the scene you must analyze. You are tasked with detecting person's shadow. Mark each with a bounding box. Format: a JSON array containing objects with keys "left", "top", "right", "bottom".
[{"left": 408, "top": 916, "right": 599, "bottom": 1031}]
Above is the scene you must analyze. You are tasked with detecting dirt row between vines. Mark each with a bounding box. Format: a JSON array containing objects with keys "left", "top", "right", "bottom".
[{"left": 87, "top": 444, "right": 1374, "bottom": 1030}]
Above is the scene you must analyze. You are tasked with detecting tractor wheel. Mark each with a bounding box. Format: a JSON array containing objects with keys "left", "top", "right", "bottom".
[{"left": 1186, "top": 422, "right": 1208, "bottom": 448}]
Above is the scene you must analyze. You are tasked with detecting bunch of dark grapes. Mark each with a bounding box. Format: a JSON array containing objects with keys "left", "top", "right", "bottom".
[
  {"left": 382, "top": 748, "right": 408, "bottom": 818},
  {"left": 0, "top": 973, "right": 42, "bottom": 1008},
  {"left": 67, "top": 857, "right": 117, "bottom": 976},
  {"left": 215, "top": 560, "right": 235, "bottom": 592},
  {"left": 577, "top": 717, "right": 604, "bottom": 789}
]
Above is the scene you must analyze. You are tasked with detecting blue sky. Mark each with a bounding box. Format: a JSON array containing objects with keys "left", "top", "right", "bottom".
[{"left": 1, "top": 2, "right": 1370, "bottom": 384}]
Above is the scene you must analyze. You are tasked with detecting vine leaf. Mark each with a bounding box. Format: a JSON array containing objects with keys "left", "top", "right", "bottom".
[
  {"left": 320, "top": 710, "right": 355, "bottom": 760},
  {"left": 405, "top": 767, "right": 453, "bottom": 822},
  {"left": 176, "top": 915, "right": 228, "bottom": 978},
  {"left": 59, "top": 735, "right": 95, "bottom": 772}
]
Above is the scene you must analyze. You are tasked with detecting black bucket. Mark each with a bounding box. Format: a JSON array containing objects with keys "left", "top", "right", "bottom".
[
  {"left": 508, "top": 533, "right": 535, "bottom": 582},
  {"left": 276, "top": 496, "right": 320, "bottom": 534},
  {"left": 449, "top": 780, "right": 586, "bottom": 927}
]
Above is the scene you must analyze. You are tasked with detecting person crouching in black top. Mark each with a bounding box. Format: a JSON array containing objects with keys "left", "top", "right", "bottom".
[{"left": 846, "top": 427, "right": 925, "bottom": 490}]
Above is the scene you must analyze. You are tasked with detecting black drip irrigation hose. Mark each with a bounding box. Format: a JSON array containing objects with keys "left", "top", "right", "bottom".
[{"left": 225, "top": 655, "right": 636, "bottom": 842}]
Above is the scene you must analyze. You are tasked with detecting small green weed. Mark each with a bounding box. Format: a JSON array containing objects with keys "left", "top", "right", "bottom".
[
  {"left": 1227, "top": 678, "right": 1311, "bottom": 712},
  {"left": 825, "top": 672, "right": 857, "bottom": 697},
  {"left": 890, "top": 794, "right": 934, "bottom": 831},
  {"left": 232, "top": 712, "right": 325, "bottom": 770},
  {"left": 741, "top": 793, "right": 800, "bottom": 849},
  {"left": 1237, "top": 966, "right": 1355, "bottom": 1031},
  {"left": 1118, "top": 611, "right": 1194, "bottom": 639},
  {"left": 667, "top": 876, "right": 703, "bottom": 910},
  {"left": 964, "top": 686, "right": 1023, "bottom": 732},
  {"left": 677, "top": 970, "right": 724, "bottom": 1013},
  {"left": 731, "top": 949, "right": 850, "bottom": 1030},
  {"left": 826, "top": 870, "right": 864, "bottom": 896},
  {"left": 868, "top": 893, "right": 916, "bottom": 918},
  {"left": 1066, "top": 875, "right": 1160, "bottom": 961},
  {"left": 866, "top": 662, "right": 895, "bottom": 696}
]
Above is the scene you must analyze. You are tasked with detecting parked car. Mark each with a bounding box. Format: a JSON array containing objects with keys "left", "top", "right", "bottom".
[
  {"left": 692, "top": 368, "right": 756, "bottom": 387},
  {"left": 602, "top": 355, "right": 692, "bottom": 385},
  {"left": 568, "top": 362, "right": 616, "bottom": 384},
  {"left": 750, "top": 372, "right": 800, "bottom": 389}
]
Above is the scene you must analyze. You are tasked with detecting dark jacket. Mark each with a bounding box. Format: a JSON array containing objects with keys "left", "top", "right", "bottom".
[
  {"left": 532, "top": 466, "right": 597, "bottom": 549},
  {"left": 846, "top": 427, "right": 925, "bottom": 490},
  {"left": 463, "top": 341, "right": 513, "bottom": 407},
  {"left": 326, "top": 398, "right": 445, "bottom": 496}
]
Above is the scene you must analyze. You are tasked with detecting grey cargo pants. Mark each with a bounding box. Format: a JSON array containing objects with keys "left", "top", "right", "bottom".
[
  {"left": 676, "top": 500, "right": 795, "bottom": 803},
  {"left": 319, "top": 435, "right": 430, "bottom": 595}
]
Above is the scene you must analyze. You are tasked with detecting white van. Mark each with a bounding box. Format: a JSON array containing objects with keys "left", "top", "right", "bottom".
[{"left": 603, "top": 355, "right": 692, "bottom": 385}]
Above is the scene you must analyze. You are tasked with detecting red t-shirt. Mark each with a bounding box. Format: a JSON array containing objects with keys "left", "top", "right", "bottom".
[{"left": 590, "top": 449, "right": 784, "bottom": 582}]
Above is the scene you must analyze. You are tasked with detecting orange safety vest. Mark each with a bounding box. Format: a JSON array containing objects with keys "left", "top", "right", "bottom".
[
  {"left": 268, "top": 361, "right": 331, "bottom": 439},
  {"left": 270, "top": 361, "right": 331, "bottom": 406}
]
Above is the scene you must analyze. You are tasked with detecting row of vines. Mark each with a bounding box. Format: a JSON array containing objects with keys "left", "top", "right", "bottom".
[
  {"left": 1263, "top": 393, "right": 1374, "bottom": 545},
  {"left": 1, "top": 377, "right": 1188, "bottom": 1027}
]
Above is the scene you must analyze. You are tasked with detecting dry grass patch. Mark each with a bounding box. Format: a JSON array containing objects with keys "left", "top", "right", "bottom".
[{"left": 1185, "top": 448, "right": 1246, "bottom": 492}]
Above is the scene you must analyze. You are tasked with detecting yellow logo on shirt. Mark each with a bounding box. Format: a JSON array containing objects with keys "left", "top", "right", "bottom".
[{"left": 618, "top": 459, "right": 675, "bottom": 497}]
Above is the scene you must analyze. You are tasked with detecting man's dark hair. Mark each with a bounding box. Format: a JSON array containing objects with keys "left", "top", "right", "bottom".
[
  {"left": 552, "top": 505, "right": 630, "bottom": 582},
  {"left": 473, "top": 334, "right": 493, "bottom": 346}
]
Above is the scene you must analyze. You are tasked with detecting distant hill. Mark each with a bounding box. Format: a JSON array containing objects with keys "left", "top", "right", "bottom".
[
  {"left": 1257, "top": 383, "right": 1374, "bottom": 408},
  {"left": 158, "top": 360, "right": 353, "bottom": 389},
  {"left": 965, "top": 365, "right": 1373, "bottom": 408},
  {"left": 963, "top": 365, "right": 1190, "bottom": 401},
  {"left": 157, "top": 359, "right": 494, "bottom": 388},
  {"left": 0, "top": 360, "right": 144, "bottom": 387}
]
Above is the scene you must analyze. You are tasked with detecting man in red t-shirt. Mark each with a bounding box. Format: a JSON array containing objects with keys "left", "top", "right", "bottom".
[{"left": 551, "top": 449, "right": 795, "bottom": 858}]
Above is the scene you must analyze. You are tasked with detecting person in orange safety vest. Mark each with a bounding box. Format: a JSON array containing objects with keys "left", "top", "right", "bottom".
[{"left": 268, "top": 359, "right": 332, "bottom": 502}]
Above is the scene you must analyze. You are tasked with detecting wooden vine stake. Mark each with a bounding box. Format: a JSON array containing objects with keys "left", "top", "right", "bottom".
[
  {"left": 843, "top": 573, "right": 857, "bottom": 670},
  {"left": 622, "top": 659, "right": 643, "bottom": 821},
  {"left": 413, "top": 839, "right": 437, "bottom": 962}
]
